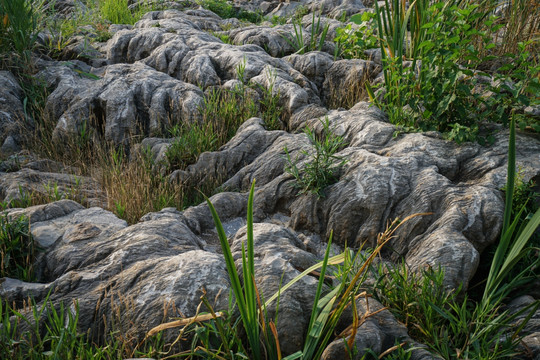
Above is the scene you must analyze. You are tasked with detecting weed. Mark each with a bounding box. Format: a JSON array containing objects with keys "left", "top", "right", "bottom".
[
  {"left": 0, "top": 0, "right": 39, "bottom": 68},
  {"left": 334, "top": 12, "right": 378, "bottom": 59},
  {"left": 285, "top": 117, "right": 348, "bottom": 197},
  {"left": 97, "top": 0, "right": 155, "bottom": 25},
  {"left": 270, "top": 15, "right": 287, "bottom": 26},
  {"left": 165, "top": 123, "right": 218, "bottom": 170},
  {"left": 366, "top": 0, "right": 539, "bottom": 143},
  {"left": 0, "top": 212, "right": 36, "bottom": 281},
  {"left": 283, "top": 12, "right": 330, "bottom": 55}
]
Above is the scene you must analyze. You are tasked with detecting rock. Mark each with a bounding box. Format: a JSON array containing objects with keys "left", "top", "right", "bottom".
[
  {"left": 0, "top": 71, "right": 25, "bottom": 154},
  {"left": 227, "top": 24, "right": 299, "bottom": 57},
  {"left": 321, "top": 59, "right": 381, "bottom": 108},
  {"left": 0, "top": 202, "right": 231, "bottom": 344},
  {"left": 285, "top": 51, "right": 334, "bottom": 94},
  {"left": 105, "top": 9, "right": 320, "bottom": 119},
  {"left": 51, "top": 62, "right": 205, "bottom": 145},
  {"left": 0, "top": 162, "right": 104, "bottom": 208}
]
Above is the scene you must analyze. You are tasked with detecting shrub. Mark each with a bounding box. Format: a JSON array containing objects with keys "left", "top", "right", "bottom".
[{"left": 334, "top": 12, "right": 378, "bottom": 60}]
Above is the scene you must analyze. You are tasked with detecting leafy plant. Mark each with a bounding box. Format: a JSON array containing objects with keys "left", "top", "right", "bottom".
[
  {"left": 0, "top": 212, "right": 36, "bottom": 282},
  {"left": 366, "top": 0, "right": 539, "bottom": 143},
  {"left": 334, "top": 12, "right": 378, "bottom": 59},
  {"left": 285, "top": 117, "right": 348, "bottom": 197}
]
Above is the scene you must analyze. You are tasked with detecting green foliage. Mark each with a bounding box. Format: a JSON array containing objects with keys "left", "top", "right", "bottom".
[
  {"left": 198, "top": 0, "right": 263, "bottom": 23},
  {"left": 0, "top": 212, "right": 36, "bottom": 282},
  {"left": 285, "top": 117, "right": 348, "bottom": 197},
  {"left": 0, "top": 0, "right": 39, "bottom": 66},
  {"left": 334, "top": 12, "right": 378, "bottom": 59},
  {"left": 270, "top": 15, "right": 287, "bottom": 26},
  {"left": 373, "top": 262, "right": 458, "bottom": 343},
  {"left": 166, "top": 123, "right": 218, "bottom": 170},
  {"left": 0, "top": 294, "right": 167, "bottom": 359},
  {"left": 98, "top": 0, "right": 154, "bottom": 25},
  {"left": 283, "top": 12, "right": 330, "bottom": 55},
  {"left": 367, "top": 0, "right": 539, "bottom": 143}
]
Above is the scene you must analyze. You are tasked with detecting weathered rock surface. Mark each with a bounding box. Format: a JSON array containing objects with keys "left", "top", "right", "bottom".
[
  {"left": 0, "top": 153, "right": 104, "bottom": 207},
  {"left": 0, "top": 71, "right": 25, "bottom": 154},
  {"left": 2, "top": 2, "right": 540, "bottom": 359}
]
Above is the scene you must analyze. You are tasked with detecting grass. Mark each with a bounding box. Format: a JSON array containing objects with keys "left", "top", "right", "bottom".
[
  {"left": 197, "top": 0, "right": 263, "bottom": 24},
  {"left": 282, "top": 12, "right": 330, "bottom": 55},
  {"left": 0, "top": 212, "right": 36, "bottom": 282},
  {"left": 285, "top": 117, "right": 348, "bottom": 197}
]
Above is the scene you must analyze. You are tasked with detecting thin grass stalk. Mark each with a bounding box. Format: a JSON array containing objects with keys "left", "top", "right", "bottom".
[{"left": 306, "top": 232, "right": 333, "bottom": 334}]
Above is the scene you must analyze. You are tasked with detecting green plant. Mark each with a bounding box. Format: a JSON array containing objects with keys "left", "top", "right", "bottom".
[
  {"left": 98, "top": 0, "right": 154, "bottom": 25},
  {"left": 198, "top": 0, "right": 263, "bottom": 23},
  {"left": 283, "top": 12, "right": 330, "bottom": 55},
  {"left": 366, "top": 0, "right": 539, "bottom": 142},
  {"left": 0, "top": 212, "right": 36, "bottom": 282},
  {"left": 270, "top": 15, "right": 287, "bottom": 26},
  {"left": 0, "top": 0, "right": 39, "bottom": 66},
  {"left": 257, "top": 69, "right": 284, "bottom": 130},
  {"left": 165, "top": 123, "right": 218, "bottom": 170},
  {"left": 284, "top": 117, "right": 348, "bottom": 197},
  {"left": 334, "top": 12, "right": 378, "bottom": 59}
]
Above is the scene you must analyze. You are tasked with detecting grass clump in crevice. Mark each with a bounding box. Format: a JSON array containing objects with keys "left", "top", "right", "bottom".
[
  {"left": 197, "top": 0, "right": 263, "bottom": 24},
  {"left": 0, "top": 293, "right": 169, "bottom": 359},
  {"left": 282, "top": 11, "right": 330, "bottom": 55},
  {"left": 285, "top": 117, "right": 348, "bottom": 197},
  {"left": 0, "top": 212, "right": 36, "bottom": 282}
]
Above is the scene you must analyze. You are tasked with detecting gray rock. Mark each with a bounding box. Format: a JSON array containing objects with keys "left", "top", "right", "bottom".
[
  {"left": 322, "top": 59, "right": 381, "bottom": 108},
  {"left": 285, "top": 51, "right": 334, "bottom": 94},
  {"left": 0, "top": 71, "right": 25, "bottom": 153},
  {"left": 52, "top": 62, "right": 204, "bottom": 145},
  {"left": 0, "top": 165, "right": 104, "bottom": 208}
]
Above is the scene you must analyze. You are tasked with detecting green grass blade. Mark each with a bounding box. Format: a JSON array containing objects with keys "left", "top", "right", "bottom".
[{"left": 264, "top": 252, "right": 345, "bottom": 308}]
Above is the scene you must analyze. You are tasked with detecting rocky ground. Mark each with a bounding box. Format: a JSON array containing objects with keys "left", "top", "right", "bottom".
[{"left": 0, "top": 0, "right": 539, "bottom": 358}]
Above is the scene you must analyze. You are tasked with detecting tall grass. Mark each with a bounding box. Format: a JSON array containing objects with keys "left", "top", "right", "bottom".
[
  {"left": 0, "top": 0, "right": 39, "bottom": 67},
  {"left": 0, "top": 212, "right": 36, "bottom": 282}
]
